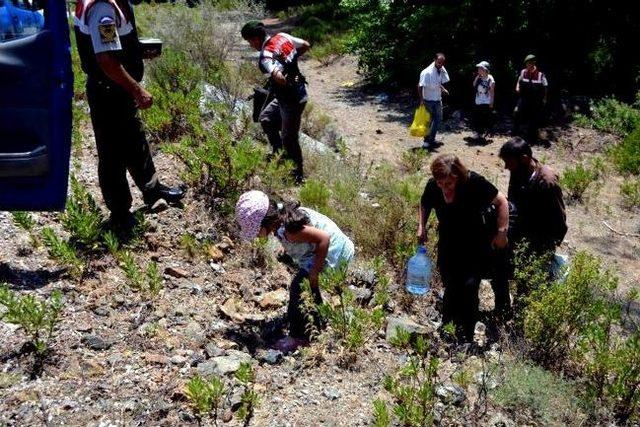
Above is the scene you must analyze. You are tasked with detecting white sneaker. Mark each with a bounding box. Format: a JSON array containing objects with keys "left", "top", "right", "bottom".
[{"left": 421, "top": 141, "right": 432, "bottom": 149}]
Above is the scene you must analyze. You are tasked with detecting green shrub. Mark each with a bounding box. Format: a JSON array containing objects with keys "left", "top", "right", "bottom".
[
  {"left": 492, "top": 361, "right": 585, "bottom": 425},
  {"left": 376, "top": 332, "right": 440, "bottom": 427},
  {"left": 185, "top": 374, "right": 226, "bottom": 421},
  {"left": 41, "top": 227, "right": 84, "bottom": 278},
  {"left": 299, "top": 179, "right": 332, "bottom": 214},
  {"left": 0, "top": 285, "right": 64, "bottom": 356},
  {"left": 524, "top": 251, "right": 618, "bottom": 369},
  {"left": 561, "top": 163, "right": 598, "bottom": 202},
  {"left": 619, "top": 177, "right": 640, "bottom": 209},
  {"left": 610, "top": 126, "right": 640, "bottom": 176},
  {"left": 12, "top": 211, "right": 35, "bottom": 232},
  {"left": 576, "top": 97, "right": 640, "bottom": 136},
  {"left": 118, "top": 251, "right": 163, "bottom": 298},
  {"left": 316, "top": 263, "right": 386, "bottom": 355},
  {"left": 235, "top": 362, "right": 259, "bottom": 424},
  {"left": 60, "top": 176, "right": 104, "bottom": 249}
]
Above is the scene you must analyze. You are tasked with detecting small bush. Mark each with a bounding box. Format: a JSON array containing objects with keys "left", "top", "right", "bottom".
[
  {"left": 11, "top": 211, "right": 35, "bottom": 232},
  {"left": 561, "top": 163, "right": 598, "bottom": 202},
  {"left": 0, "top": 285, "right": 64, "bottom": 356},
  {"left": 575, "top": 97, "right": 640, "bottom": 136},
  {"left": 118, "top": 251, "right": 163, "bottom": 298},
  {"left": 185, "top": 374, "right": 226, "bottom": 422},
  {"left": 610, "top": 126, "right": 640, "bottom": 176},
  {"left": 299, "top": 179, "right": 332, "bottom": 214},
  {"left": 376, "top": 332, "right": 440, "bottom": 427},
  {"left": 619, "top": 178, "right": 640, "bottom": 209},
  {"left": 60, "top": 176, "right": 104, "bottom": 249},
  {"left": 316, "top": 263, "right": 386, "bottom": 355},
  {"left": 492, "top": 361, "right": 585, "bottom": 425},
  {"left": 41, "top": 227, "right": 84, "bottom": 278},
  {"left": 524, "top": 251, "right": 618, "bottom": 369},
  {"left": 234, "top": 362, "right": 259, "bottom": 424}
]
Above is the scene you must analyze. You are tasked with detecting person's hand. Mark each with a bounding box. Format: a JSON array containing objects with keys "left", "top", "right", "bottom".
[
  {"left": 492, "top": 231, "right": 508, "bottom": 250},
  {"left": 417, "top": 225, "right": 426, "bottom": 244},
  {"left": 273, "top": 70, "right": 287, "bottom": 86},
  {"left": 309, "top": 270, "right": 320, "bottom": 289},
  {"left": 442, "top": 88, "right": 450, "bottom": 96},
  {"left": 134, "top": 86, "right": 153, "bottom": 109}
]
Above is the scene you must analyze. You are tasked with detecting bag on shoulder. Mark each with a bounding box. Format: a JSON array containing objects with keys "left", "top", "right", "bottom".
[{"left": 249, "top": 82, "right": 273, "bottom": 123}]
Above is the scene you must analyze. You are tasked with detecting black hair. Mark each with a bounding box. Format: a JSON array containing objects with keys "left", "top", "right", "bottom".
[
  {"left": 241, "top": 20, "right": 267, "bottom": 41},
  {"left": 260, "top": 198, "right": 310, "bottom": 234},
  {"left": 499, "top": 137, "right": 532, "bottom": 159},
  {"left": 435, "top": 52, "right": 446, "bottom": 60}
]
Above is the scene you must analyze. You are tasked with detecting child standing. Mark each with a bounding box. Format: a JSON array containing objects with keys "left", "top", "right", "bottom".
[
  {"left": 235, "top": 190, "right": 355, "bottom": 351},
  {"left": 472, "top": 61, "right": 495, "bottom": 142}
]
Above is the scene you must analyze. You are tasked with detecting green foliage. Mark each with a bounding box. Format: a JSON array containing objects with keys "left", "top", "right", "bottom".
[
  {"left": 118, "top": 251, "right": 163, "bottom": 297},
  {"left": 41, "top": 227, "right": 84, "bottom": 278},
  {"left": 60, "top": 176, "right": 104, "bottom": 248},
  {"left": 235, "top": 362, "right": 259, "bottom": 424},
  {"left": 561, "top": 163, "right": 598, "bottom": 202},
  {"left": 524, "top": 251, "right": 618, "bottom": 368},
  {"left": 379, "top": 334, "right": 440, "bottom": 427},
  {"left": 316, "top": 263, "right": 386, "bottom": 354},
  {"left": 102, "top": 231, "right": 120, "bottom": 255},
  {"left": 0, "top": 285, "right": 64, "bottom": 355},
  {"left": 575, "top": 97, "right": 640, "bottom": 136},
  {"left": 143, "top": 49, "right": 204, "bottom": 144},
  {"left": 610, "top": 126, "right": 640, "bottom": 176},
  {"left": 492, "top": 361, "right": 585, "bottom": 425},
  {"left": 12, "top": 211, "right": 35, "bottom": 232},
  {"left": 619, "top": 178, "right": 640, "bottom": 209},
  {"left": 372, "top": 398, "right": 391, "bottom": 427},
  {"left": 185, "top": 374, "right": 226, "bottom": 421},
  {"left": 299, "top": 179, "right": 332, "bottom": 214}
]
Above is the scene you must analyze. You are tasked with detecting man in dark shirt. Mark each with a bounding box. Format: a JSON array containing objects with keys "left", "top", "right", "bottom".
[{"left": 499, "top": 137, "right": 567, "bottom": 254}]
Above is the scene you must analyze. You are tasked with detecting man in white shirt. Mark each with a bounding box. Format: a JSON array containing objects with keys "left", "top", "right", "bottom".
[{"left": 418, "top": 53, "right": 450, "bottom": 149}]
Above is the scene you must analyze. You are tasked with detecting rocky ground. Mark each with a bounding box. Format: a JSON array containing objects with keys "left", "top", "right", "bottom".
[{"left": 1, "top": 9, "right": 639, "bottom": 427}]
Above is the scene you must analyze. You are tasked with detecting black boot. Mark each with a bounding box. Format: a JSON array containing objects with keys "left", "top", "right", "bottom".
[{"left": 143, "top": 183, "right": 185, "bottom": 206}]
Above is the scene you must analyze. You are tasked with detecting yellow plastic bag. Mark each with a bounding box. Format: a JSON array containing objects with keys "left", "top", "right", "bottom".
[{"left": 409, "top": 105, "right": 431, "bottom": 138}]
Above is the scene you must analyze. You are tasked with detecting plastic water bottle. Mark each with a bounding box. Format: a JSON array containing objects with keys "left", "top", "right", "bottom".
[{"left": 405, "top": 245, "right": 432, "bottom": 296}]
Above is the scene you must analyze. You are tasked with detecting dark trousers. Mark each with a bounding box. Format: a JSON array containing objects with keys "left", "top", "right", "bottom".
[
  {"left": 489, "top": 248, "right": 512, "bottom": 319},
  {"left": 473, "top": 104, "right": 493, "bottom": 137},
  {"left": 86, "top": 79, "right": 157, "bottom": 215},
  {"left": 259, "top": 97, "right": 306, "bottom": 182},
  {"left": 287, "top": 269, "right": 323, "bottom": 338},
  {"left": 513, "top": 98, "right": 544, "bottom": 144},
  {"left": 440, "top": 263, "right": 481, "bottom": 342}
]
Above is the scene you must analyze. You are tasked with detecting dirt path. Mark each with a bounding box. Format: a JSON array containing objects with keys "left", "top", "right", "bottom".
[{"left": 300, "top": 55, "right": 640, "bottom": 291}]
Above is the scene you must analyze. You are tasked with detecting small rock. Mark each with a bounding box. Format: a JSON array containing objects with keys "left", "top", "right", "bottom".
[
  {"left": 210, "top": 263, "right": 225, "bottom": 274},
  {"left": 165, "top": 266, "right": 189, "bottom": 279},
  {"left": 212, "top": 350, "right": 253, "bottom": 375},
  {"left": 171, "top": 355, "right": 188, "bottom": 365},
  {"left": 150, "top": 199, "right": 169, "bottom": 212},
  {"left": 207, "top": 245, "right": 224, "bottom": 261},
  {"left": 145, "top": 354, "right": 169, "bottom": 365},
  {"left": 351, "top": 268, "right": 377, "bottom": 287},
  {"left": 190, "top": 284, "right": 203, "bottom": 295},
  {"left": 385, "top": 316, "right": 433, "bottom": 342},
  {"left": 259, "top": 289, "right": 288, "bottom": 309},
  {"left": 92, "top": 306, "right": 110, "bottom": 317},
  {"left": 322, "top": 387, "right": 341, "bottom": 400},
  {"left": 222, "top": 410, "right": 233, "bottom": 423},
  {"left": 258, "top": 349, "right": 283, "bottom": 365},
  {"left": 375, "top": 129, "right": 383, "bottom": 134},
  {"left": 435, "top": 384, "right": 466, "bottom": 406},
  {"left": 82, "top": 334, "right": 112, "bottom": 351},
  {"left": 349, "top": 285, "right": 373, "bottom": 304},
  {"left": 74, "top": 321, "right": 93, "bottom": 332},
  {"left": 474, "top": 372, "right": 498, "bottom": 390},
  {"left": 205, "top": 343, "right": 226, "bottom": 358},
  {"left": 15, "top": 236, "right": 33, "bottom": 257},
  {"left": 229, "top": 389, "right": 244, "bottom": 410},
  {"left": 219, "top": 298, "right": 246, "bottom": 322},
  {"left": 184, "top": 321, "right": 205, "bottom": 342},
  {"left": 488, "top": 413, "right": 516, "bottom": 427},
  {"left": 196, "top": 361, "right": 218, "bottom": 378},
  {"left": 190, "top": 352, "right": 206, "bottom": 367}
]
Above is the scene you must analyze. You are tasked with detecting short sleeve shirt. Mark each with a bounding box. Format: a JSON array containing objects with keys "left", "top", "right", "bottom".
[
  {"left": 475, "top": 74, "right": 495, "bottom": 105},
  {"left": 259, "top": 32, "right": 305, "bottom": 75},
  {"left": 86, "top": 2, "right": 122, "bottom": 54},
  {"left": 419, "top": 62, "right": 450, "bottom": 101},
  {"left": 420, "top": 171, "right": 498, "bottom": 256}
]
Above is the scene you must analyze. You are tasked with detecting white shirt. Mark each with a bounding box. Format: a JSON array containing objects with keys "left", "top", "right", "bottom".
[
  {"left": 419, "top": 62, "right": 450, "bottom": 101},
  {"left": 475, "top": 74, "right": 495, "bottom": 105}
]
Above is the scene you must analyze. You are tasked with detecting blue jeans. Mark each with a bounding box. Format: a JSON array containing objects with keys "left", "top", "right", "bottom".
[{"left": 423, "top": 100, "right": 443, "bottom": 144}]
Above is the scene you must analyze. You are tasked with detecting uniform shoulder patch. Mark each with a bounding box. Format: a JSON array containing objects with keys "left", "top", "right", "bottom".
[{"left": 98, "top": 16, "right": 117, "bottom": 43}]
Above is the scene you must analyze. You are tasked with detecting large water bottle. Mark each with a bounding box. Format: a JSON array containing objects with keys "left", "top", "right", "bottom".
[{"left": 405, "top": 245, "right": 432, "bottom": 295}]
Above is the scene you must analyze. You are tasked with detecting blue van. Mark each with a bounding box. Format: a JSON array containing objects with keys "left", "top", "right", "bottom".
[{"left": 0, "top": 0, "right": 72, "bottom": 210}]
